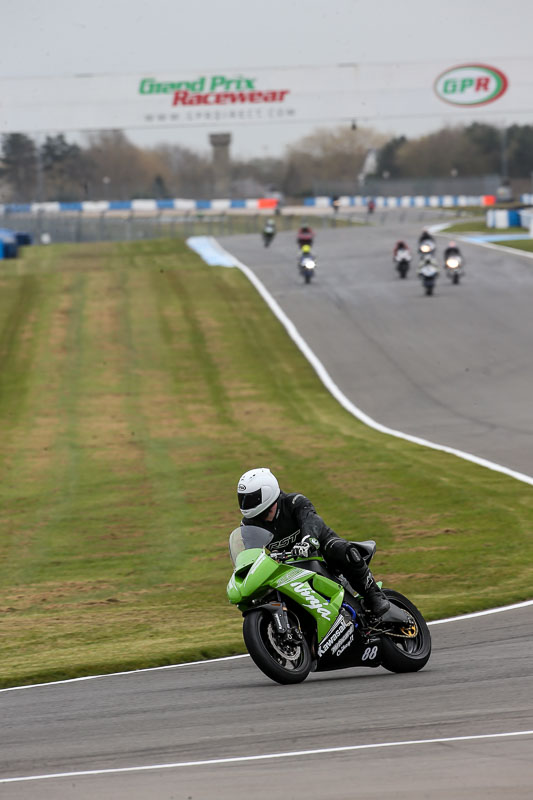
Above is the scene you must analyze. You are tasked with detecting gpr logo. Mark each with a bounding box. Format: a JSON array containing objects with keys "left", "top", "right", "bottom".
[{"left": 434, "top": 64, "right": 508, "bottom": 107}]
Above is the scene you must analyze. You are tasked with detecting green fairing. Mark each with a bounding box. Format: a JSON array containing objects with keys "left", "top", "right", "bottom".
[
  {"left": 235, "top": 548, "right": 263, "bottom": 573},
  {"left": 226, "top": 548, "right": 345, "bottom": 641}
]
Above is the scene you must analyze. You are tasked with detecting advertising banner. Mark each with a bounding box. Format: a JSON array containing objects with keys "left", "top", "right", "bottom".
[{"left": 0, "top": 59, "right": 531, "bottom": 135}]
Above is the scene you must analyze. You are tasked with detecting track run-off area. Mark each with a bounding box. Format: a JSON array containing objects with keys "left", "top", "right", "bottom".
[{"left": 2, "top": 213, "right": 532, "bottom": 798}]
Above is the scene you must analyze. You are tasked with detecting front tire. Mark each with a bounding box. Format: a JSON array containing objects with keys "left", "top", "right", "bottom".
[
  {"left": 380, "top": 589, "right": 431, "bottom": 673},
  {"left": 243, "top": 608, "right": 312, "bottom": 684}
]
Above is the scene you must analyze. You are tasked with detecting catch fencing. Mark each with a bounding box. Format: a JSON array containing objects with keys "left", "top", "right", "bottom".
[{"left": 1, "top": 212, "right": 358, "bottom": 245}]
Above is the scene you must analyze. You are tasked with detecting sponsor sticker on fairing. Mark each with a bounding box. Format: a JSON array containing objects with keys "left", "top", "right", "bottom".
[
  {"left": 289, "top": 581, "right": 331, "bottom": 619},
  {"left": 331, "top": 627, "right": 354, "bottom": 656},
  {"left": 317, "top": 615, "right": 350, "bottom": 657},
  {"left": 273, "top": 568, "right": 313, "bottom": 589}
]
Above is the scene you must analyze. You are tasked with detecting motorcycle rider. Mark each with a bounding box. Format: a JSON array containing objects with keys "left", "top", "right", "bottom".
[
  {"left": 297, "top": 225, "right": 314, "bottom": 248},
  {"left": 298, "top": 243, "right": 317, "bottom": 274},
  {"left": 393, "top": 240, "right": 411, "bottom": 257},
  {"left": 263, "top": 218, "right": 276, "bottom": 236},
  {"left": 444, "top": 241, "right": 461, "bottom": 260},
  {"left": 235, "top": 467, "right": 391, "bottom": 617},
  {"left": 418, "top": 229, "right": 434, "bottom": 246},
  {"left": 262, "top": 218, "right": 276, "bottom": 246}
]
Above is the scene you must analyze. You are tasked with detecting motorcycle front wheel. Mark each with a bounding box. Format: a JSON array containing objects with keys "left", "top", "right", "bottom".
[
  {"left": 243, "top": 608, "right": 312, "bottom": 684},
  {"left": 380, "top": 589, "right": 431, "bottom": 673}
]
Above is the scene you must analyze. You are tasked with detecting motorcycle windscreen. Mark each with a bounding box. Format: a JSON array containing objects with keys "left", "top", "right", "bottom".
[{"left": 229, "top": 525, "right": 274, "bottom": 565}]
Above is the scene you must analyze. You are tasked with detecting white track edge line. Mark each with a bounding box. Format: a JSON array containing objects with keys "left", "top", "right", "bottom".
[
  {"left": 1, "top": 730, "right": 532, "bottom": 784},
  {"left": 429, "top": 222, "right": 533, "bottom": 258},
  {"left": 2, "top": 597, "right": 532, "bottom": 693},
  {"left": 197, "top": 237, "right": 533, "bottom": 487}
]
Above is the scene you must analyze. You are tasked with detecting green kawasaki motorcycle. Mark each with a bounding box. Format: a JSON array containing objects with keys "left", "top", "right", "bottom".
[{"left": 227, "top": 526, "right": 431, "bottom": 685}]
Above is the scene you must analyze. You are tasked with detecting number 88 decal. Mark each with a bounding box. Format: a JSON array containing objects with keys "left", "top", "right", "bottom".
[{"left": 362, "top": 645, "right": 378, "bottom": 661}]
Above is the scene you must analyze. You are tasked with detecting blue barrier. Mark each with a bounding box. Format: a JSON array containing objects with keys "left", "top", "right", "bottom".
[
  {"left": 59, "top": 202, "right": 83, "bottom": 212},
  {"left": 0, "top": 193, "right": 521, "bottom": 215},
  {"left": 108, "top": 201, "right": 133, "bottom": 210},
  {"left": 0, "top": 228, "right": 18, "bottom": 258}
]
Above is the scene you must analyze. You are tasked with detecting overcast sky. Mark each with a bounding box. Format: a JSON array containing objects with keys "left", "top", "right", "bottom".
[{"left": 1, "top": 0, "right": 532, "bottom": 157}]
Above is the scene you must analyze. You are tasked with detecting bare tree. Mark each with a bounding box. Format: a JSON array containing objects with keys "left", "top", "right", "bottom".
[
  {"left": 83, "top": 130, "right": 168, "bottom": 200},
  {"left": 282, "top": 126, "right": 388, "bottom": 196},
  {"left": 152, "top": 144, "right": 213, "bottom": 198}
]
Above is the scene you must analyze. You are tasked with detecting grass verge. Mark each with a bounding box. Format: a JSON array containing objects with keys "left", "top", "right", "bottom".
[
  {"left": 443, "top": 221, "right": 529, "bottom": 234},
  {"left": 1, "top": 238, "right": 532, "bottom": 688},
  {"left": 495, "top": 239, "right": 533, "bottom": 252}
]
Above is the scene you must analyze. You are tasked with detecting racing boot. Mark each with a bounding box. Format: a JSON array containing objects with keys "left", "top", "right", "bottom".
[
  {"left": 324, "top": 539, "right": 390, "bottom": 618},
  {"left": 344, "top": 546, "right": 390, "bottom": 617},
  {"left": 359, "top": 569, "right": 391, "bottom": 618}
]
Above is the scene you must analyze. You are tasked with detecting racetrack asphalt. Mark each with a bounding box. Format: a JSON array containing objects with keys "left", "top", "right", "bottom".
[
  {"left": 1, "top": 604, "right": 532, "bottom": 798},
  {"left": 219, "top": 216, "right": 533, "bottom": 477},
  {"left": 2, "top": 214, "right": 532, "bottom": 798}
]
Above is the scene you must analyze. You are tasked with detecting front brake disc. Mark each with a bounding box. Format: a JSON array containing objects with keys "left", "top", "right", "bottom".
[{"left": 266, "top": 622, "right": 300, "bottom": 662}]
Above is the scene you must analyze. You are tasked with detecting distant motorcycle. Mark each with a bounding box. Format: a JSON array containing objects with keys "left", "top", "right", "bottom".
[
  {"left": 418, "top": 262, "right": 439, "bottom": 296},
  {"left": 444, "top": 254, "right": 464, "bottom": 284},
  {"left": 299, "top": 254, "right": 316, "bottom": 284},
  {"left": 394, "top": 248, "right": 411, "bottom": 279},
  {"left": 418, "top": 239, "right": 436, "bottom": 257},
  {"left": 262, "top": 224, "right": 276, "bottom": 247}
]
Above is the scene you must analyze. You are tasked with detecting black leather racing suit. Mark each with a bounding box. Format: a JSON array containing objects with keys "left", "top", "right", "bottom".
[
  {"left": 242, "top": 491, "right": 340, "bottom": 553},
  {"left": 241, "top": 492, "right": 385, "bottom": 607}
]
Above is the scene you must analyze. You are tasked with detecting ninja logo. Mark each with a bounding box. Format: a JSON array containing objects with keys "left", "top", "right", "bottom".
[{"left": 290, "top": 581, "right": 331, "bottom": 619}]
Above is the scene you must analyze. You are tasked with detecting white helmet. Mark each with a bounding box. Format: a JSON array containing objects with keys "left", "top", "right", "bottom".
[{"left": 237, "top": 467, "right": 280, "bottom": 518}]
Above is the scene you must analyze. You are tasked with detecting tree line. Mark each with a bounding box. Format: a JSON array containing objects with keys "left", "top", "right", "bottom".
[{"left": 1, "top": 122, "right": 532, "bottom": 203}]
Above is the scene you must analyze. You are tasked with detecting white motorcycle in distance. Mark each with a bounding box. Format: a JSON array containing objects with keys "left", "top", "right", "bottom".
[
  {"left": 444, "top": 249, "right": 464, "bottom": 284},
  {"left": 394, "top": 247, "right": 412, "bottom": 279},
  {"left": 299, "top": 253, "right": 317, "bottom": 284},
  {"left": 418, "top": 258, "right": 439, "bottom": 296}
]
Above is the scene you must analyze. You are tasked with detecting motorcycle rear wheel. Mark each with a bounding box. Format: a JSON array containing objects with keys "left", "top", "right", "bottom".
[
  {"left": 243, "top": 608, "right": 312, "bottom": 684},
  {"left": 380, "top": 589, "right": 431, "bottom": 673}
]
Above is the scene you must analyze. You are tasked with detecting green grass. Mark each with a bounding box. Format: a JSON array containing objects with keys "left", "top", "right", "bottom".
[
  {"left": 496, "top": 239, "right": 533, "bottom": 252},
  {"left": 1, "top": 238, "right": 532, "bottom": 688},
  {"left": 443, "top": 221, "right": 529, "bottom": 234}
]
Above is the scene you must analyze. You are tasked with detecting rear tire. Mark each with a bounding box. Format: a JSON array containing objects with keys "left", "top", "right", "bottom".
[
  {"left": 380, "top": 589, "right": 431, "bottom": 673},
  {"left": 243, "top": 608, "right": 312, "bottom": 684}
]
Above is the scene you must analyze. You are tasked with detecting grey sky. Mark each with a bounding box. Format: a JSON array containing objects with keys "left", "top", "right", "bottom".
[{"left": 1, "top": 0, "right": 532, "bottom": 157}]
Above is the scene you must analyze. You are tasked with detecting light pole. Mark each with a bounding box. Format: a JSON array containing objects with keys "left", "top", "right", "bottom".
[{"left": 500, "top": 126, "right": 508, "bottom": 183}]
